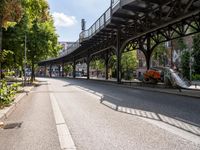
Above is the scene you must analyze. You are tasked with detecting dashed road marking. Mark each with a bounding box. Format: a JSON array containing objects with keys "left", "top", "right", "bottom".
[
  {"left": 49, "top": 81, "right": 200, "bottom": 147},
  {"left": 141, "top": 117, "right": 200, "bottom": 145},
  {"left": 101, "top": 101, "right": 200, "bottom": 146}
]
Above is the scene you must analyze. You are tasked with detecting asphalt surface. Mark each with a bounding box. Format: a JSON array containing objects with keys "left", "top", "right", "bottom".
[
  {"left": 0, "top": 82, "right": 60, "bottom": 150},
  {"left": 0, "top": 77, "right": 200, "bottom": 150}
]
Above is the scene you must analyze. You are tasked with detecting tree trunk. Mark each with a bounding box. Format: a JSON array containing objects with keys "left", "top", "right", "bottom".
[
  {"left": 20, "top": 60, "right": 23, "bottom": 78},
  {"left": 31, "top": 60, "right": 35, "bottom": 82}
]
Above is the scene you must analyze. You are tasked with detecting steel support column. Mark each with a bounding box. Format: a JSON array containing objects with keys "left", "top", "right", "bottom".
[
  {"left": 49, "top": 64, "right": 52, "bottom": 77},
  {"left": 44, "top": 64, "right": 47, "bottom": 77},
  {"left": 145, "top": 53, "right": 151, "bottom": 70},
  {"left": 105, "top": 50, "right": 109, "bottom": 80},
  {"left": 139, "top": 36, "right": 153, "bottom": 70},
  {"left": 73, "top": 59, "right": 76, "bottom": 78},
  {"left": 87, "top": 54, "right": 90, "bottom": 80},
  {"left": 62, "top": 62, "right": 64, "bottom": 77},
  {"left": 58, "top": 65, "right": 61, "bottom": 77},
  {"left": 116, "top": 29, "right": 122, "bottom": 83},
  {"left": 145, "top": 36, "right": 151, "bottom": 70}
]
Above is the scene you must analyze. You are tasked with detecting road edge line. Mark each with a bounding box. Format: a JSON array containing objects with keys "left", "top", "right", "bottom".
[{"left": 50, "top": 93, "right": 76, "bottom": 150}]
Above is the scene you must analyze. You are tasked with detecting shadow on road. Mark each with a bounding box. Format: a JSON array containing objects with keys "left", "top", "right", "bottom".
[
  {"left": 58, "top": 78, "right": 200, "bottom": 136},
  {"left": 100, "top": 95, "right": 200, "bottom": 136}
]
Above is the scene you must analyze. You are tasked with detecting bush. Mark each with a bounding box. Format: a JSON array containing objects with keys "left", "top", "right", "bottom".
[
  {"left": 0, "top": 80, "right": 21, "bottom": 107},
  {"left": 5, "top": 71, "right": 15, "bottom": 76},
  {"left": 192, "top": 74, "right": 200, "bottom": 81}
]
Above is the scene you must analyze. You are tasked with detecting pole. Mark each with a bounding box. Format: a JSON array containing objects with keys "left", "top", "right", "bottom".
[
  {"left": 73, "top": 59, "right": 76, "bottom": 78},
  {"left": 62, "top": 62, "right": 64, "bottom": 77},
  {"left": 105, "top": 51, "right": 109, "bottom": 80},
  {"left": 87, "top": 54, "right": 90, "bottom": 79},
  {"left": 116, "top": 29, "right": 122, "bottom": 83}
]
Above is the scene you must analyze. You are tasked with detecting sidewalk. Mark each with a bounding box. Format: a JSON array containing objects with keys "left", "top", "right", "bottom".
[{"left": 0, "top": 85, "right": 35, "bottom": 122}]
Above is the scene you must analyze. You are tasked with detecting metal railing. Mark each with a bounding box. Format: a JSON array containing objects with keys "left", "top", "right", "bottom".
[
  {"left": 59, "top": 40, "right": 80, "bottom": 57},
  {"left": 111, "top": 0, "right": 120, "bottom": 8},
  {"left": 64, "top": 0, "right": 121, "bottom": 57}
]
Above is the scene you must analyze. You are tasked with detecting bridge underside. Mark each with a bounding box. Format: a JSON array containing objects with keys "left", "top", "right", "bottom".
[{"left": 39, "top": 0, "right": 200, "bottom": 83}]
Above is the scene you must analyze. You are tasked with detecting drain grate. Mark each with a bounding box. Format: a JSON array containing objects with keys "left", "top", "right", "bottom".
[{"left": 3, "top": 122, "right": 23, "bottom": 129}]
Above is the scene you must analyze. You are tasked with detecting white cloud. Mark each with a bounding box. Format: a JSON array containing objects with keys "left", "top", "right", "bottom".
[{"left": 52, "top": 12, "right": 77, "bottom": 27}]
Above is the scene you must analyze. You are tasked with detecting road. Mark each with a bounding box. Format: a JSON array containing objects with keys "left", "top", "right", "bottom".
[{"left": 0, "top": 77, "right": 200, "bottom": 150}]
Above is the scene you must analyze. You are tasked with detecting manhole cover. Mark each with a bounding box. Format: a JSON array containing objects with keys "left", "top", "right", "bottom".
[{"left": 3, "top": 122, "right": 23, "bottom": 129}]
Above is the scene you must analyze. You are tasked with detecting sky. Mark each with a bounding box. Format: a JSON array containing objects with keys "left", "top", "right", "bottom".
[{"left": 47, "top": 0, "right": 111, "bottom": 42}]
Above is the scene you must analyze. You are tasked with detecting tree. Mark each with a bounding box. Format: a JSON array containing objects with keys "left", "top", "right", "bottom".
[
  {"left": 176, "top": 37, "right": 190, "bottom": 79},
  {"left": 2, "top": 14, "right": 30, "bottom": 77},
  {"left": 192, "top": 33, "right": 200, "bottom": 74},
  {"left": 2, "top": 0, "right": 60, "bottom": 81},
  {"left": 27, "top": 18, "right": 59, "bottom": 81},
  {"left": 176, "top": 37, "right": 187, "bottom": 50},
  {"left": 0, "top": 0, "right": 23, "bottom": 79},
  {"left": 64, "top": 65, "right": 73, "bottom": 76},
  {"left": 0, "top": 49, "right": 14, "bottom": 67},
  {"left": 152, "top": 43, "right": 168, "bottom": 66},
  {"left": 108, "top": 55, "right": 117, "bottom": 78},
  {"left": 121, "top": 51, "right": 138, "bottom": 80},
  {"left": 22, "top": 0, "right": 60, "bottom": 81},
  {"left": 90, "top": 59, "right": 105, "bottom": 77},
  {"left": 181, "top": 50, "right": 190, "bottom": 80}
]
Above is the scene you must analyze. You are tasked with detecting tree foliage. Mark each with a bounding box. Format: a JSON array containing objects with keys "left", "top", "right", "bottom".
[
  {"left": 89, "top": 50, "right": 138, "bottom": 79},
  {"left": 176, "top": 37, "right": 187, "bottom": 50},
  {"left": 152, "top": 43, "right": 168, "bottom": 66},
  {"left": 121, "top": 51, "right": 138, "bottom": 80},
  {"left": 192, "top": 33, "right": 200, "bottom": 74},
  {"left": 174, "top": 37, "right": 190, "bottom": 79},
  {"left": 108, "top": 55, "right": 117, "bottom": 78},
  {"left": 64, "top": 65, "right": 73, "bottom": 74},
  {"left": 90, "top": 59, "right": 105, "bottom": 71},
  {"left": 181, "top": 50, "right": 190, "bottom": 80},
  {"left": 1, "top": 0, "right": 60, "bottom": 81},
  {"left": 0, "top": 0, "right": 24, "bottom": 79},
  {"left": 0, "top": 0, "right": 23, "bottom": 28}
]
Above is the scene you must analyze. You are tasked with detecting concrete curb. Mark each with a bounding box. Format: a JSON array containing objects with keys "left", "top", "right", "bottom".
[{"left": 0, "top": 86, "right": 35, "bottom": 122}]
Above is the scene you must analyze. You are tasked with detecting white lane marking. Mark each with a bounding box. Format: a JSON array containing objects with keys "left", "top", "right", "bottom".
[
  {"left": 57, "top": 124, "right": 76, "bottom": 150},
  {"left": 102, "top": 101, "right": 200, "bottom": 145},
  {"left": 50, "top": 93, "right": 76, "bottom": 150},
  {"left": 49, "top": 80, "right": 200, "bottom": 146},
  {"left": 50, "top": 94, "right": 65, "bottom": 125}
]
